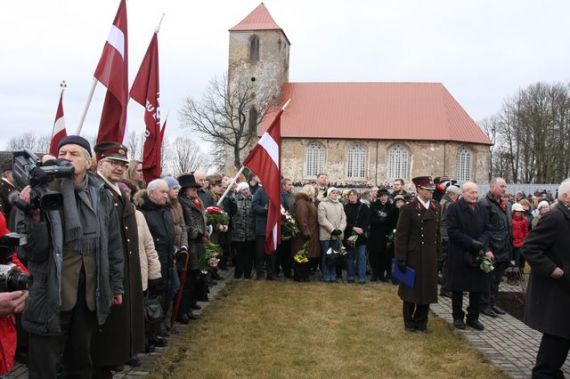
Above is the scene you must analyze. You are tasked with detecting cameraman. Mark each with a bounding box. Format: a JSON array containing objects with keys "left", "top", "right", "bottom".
[
  {"left": 0, "top": 212, "right": 28, "bottom": 376},
  {"left": 15, "top": 135, "right": 124, "bottom": 379}
]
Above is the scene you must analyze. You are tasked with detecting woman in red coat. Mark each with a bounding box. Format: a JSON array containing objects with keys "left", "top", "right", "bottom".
[{"left": 510, "top": 203, "right": 529, "bottom": 283}]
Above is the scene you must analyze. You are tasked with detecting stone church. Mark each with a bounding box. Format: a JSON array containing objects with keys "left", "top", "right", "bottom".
[{"left": 227, "top": 3, "right": 492, "bottom": 186}]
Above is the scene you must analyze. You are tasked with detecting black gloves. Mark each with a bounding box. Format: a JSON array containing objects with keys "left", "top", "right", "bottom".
[
  {"left": 148, "top": 278, "right": 164, "bottom": 296},
  {"left": 331, "top": 229, "right": 342, "bottom": 236},
  {"left": 397, "top": 260, "right": 407, "bottom": 273},
  {"left": 471, "top": 240, "right": 484, "bottom": 252}
]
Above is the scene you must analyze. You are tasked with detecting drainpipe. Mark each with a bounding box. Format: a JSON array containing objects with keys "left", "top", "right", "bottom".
[
  {"left": 375, "top": 140, "right": 379, "bottom": 185},
  {"left": 443, "top": 142, "right": 447, "bottom": 175}
]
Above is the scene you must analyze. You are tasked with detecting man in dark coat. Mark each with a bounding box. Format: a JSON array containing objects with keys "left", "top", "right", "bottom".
[
  {"left": 91, "top": 142, "right": 145, "bottom": 374},
  {"left": 439, "top": 184, "right": 461, "bottom": 297},
  {"left": 369, "top": 188, "right": 393, "bottom": 281},
  {"left": 522, "top": 179, "right": 570, "bottom": 378},
  {"left": 446, "top": 182, "right": 492, "bottom": 331},
  {"left": 395, "top": 176, "right": 440, "bottom": 332},
  {"left": 478, "top": 177, "right": 512, "bottom": 318},
  {"left": 252, "top": 186, "right": 276, "bottom": 280}
]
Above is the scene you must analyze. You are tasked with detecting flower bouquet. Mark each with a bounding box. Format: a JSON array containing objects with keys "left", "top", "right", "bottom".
[
  {"left": 205, "top": 206, "right": 230, "bottom": 226},
  {"left": 476, "top": 250, "right": 495, "bottom": 273},
  {"left": 281, "top": 206, "right": 299, "bottom": 237},
  {"left": 201, "top": 241, "right": 223, "bottom": 272},
  {"left": 293, "top": 241, "right": 310, "bottom": 281},
  {"left": 346, "top": 233, "right": 358, "bottom": 247},
  {"left": 386, "top": 229, "right": 396, "bottom": 248}
]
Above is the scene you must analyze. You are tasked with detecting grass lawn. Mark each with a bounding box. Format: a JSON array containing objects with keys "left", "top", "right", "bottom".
[{"left": 149, "top": 280, "right": 507, "bottom": 379}]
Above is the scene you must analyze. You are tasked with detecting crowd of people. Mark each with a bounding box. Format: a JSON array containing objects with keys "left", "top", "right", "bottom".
[{"left": 0, "top": 136, "right": 568, "bottom": 378}]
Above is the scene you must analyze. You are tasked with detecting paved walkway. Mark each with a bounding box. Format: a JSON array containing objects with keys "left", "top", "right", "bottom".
[
  {"left": 431, "top": 280, "right": 570, "bottom": 379},
  {"left": 6, "top": 272, "right": 570, "bottom": 378}
]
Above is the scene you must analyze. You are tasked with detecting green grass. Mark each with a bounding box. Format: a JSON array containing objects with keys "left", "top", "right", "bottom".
[{"left": 149, "top": 281, "right": 507, "bottom": 379}]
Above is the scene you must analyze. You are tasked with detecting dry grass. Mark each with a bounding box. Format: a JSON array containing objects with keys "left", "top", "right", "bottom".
[{"left": 149, "top": 281, "right": 507, "bottom": 379}]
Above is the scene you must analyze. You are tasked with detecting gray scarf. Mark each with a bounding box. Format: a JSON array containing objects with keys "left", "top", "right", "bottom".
[{"left": 61, "top": 176, "right": 100, "bottom": 254}]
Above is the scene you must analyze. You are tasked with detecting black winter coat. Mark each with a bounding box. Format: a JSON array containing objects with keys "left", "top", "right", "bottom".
[
  {"left": 446, "top": 198, "right": 491, "bottom": 292},
  {"left": 522, "top": 203, "right": 570, "bottom": 339},
  {"left": 369, "top": 200, "right": 392, "bottom": 250},
  {"left": 478, "top": 193, "right": 512, "bottom": 262},
  {"left": 252, "top": 187, "right": 269, "bottom": 236},
  {"left": 343, "top": 202, "right": 370, "bottom": 245}
]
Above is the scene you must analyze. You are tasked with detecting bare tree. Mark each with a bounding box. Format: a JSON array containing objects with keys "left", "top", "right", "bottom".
[
  {"left": 167, "top": 137, "right": 206, "bottom": 175},
  {"left": 126, "top": 130, "right": 144, "bottom": 161},
  {"left": 179, "top": 74, "right": 278, "bottom": 170},
  {"left": 8, "top": 133, "right": 51, "bottom": 153}
]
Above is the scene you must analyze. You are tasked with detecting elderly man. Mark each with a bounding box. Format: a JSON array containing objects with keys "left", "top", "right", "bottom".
[
  {"left": 395, "top": 176, "right": 440, "bottom": 332},
  {"left": 16, "top": 135, "right": 124, "bottom": 378},
  {"left": 446, "top": 182, "right": 492, "bottom": 331},
  {"left": 522, "top": 178, "right": 570, "bottom": 378},
  {"left": 439, "top": 184, "right": 462, "bottom": 297},
  {"left": 478, "top": 177, "right": 512, "bottom": 318},
  {"left": 193, "top": 170, "right": 214, "bottom": 208},
  {"left": 91, "top": 142, "right": 145, "bottom": 374}
]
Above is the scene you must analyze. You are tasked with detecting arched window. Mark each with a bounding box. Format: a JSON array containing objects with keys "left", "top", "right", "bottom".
[
  {"left": 249, "top": 35, "right": 259, "bottom": 61},
  {"left": 388, "top": 144, "right": 409, "bottom": 180},
  {"left": 248, "top": 107, "right": 258, "bottom": 133},
  {"left": 346, "top": 143, "right": 367, "bottom": 179},
  {"left": 304, "top": 142, "right": 326, "bottom": 178},
  {"left": 456, "top": 146, "right": 472, "bottom": 181}
]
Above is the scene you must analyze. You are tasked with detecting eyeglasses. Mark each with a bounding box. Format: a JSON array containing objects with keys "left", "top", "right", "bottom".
[{"left": 104, "top": 159, "right": 128, "bottom": 168}]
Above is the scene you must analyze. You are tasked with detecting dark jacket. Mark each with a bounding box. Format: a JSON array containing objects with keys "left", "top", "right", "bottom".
[
  {"left": 395, "top": 199, "right": 441, "bottom": 304},
  {"left": 178, "top": 195, "right": 206, "bottom": 271},
  {"left": 252, "top": 187, "right": 269, "bottom": 236},
  {"left": 16, "top": 174, "right": 124, "bottom": 335},
  {"left": 291, "top": 192, "right": 320, "bottom": 259},
  {"left": 343, "top": 202, "right": 370, "bottom": 246},
  {"left": 369, "top": 200, "right": 392, "bottom": 250},
  {"left": 230, "top": 193, "right": 256, "bottom": 242},
  {"left": 446, "top": 198, "right": 491, "bottom": 292},
  {"left": 92, "top": 182, "right": 145, "bottom": 365},
  {"left": 522, "top": 203, "right": 570, "bottom": 339},
  {"left": 478, "top": 192, "right": 512, "bottom": 262}
]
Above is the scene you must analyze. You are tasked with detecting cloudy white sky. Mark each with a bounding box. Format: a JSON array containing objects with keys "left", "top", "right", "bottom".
[{"left": 1, "top": 0, "right": 569, "bottom": 151}]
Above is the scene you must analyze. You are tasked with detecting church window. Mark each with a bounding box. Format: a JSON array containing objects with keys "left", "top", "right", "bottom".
[
  {"left": 304, "top": 142, "right": 326, "bottom": 178},
  {"left": 456, "top": 146, "right": 472, "bottom": 181},
  {"left": 249, "top": 35, "right": 259, "bottom": 61},
  {"left": 346, "top": 143, "right": 367, "bottom": 179},
  {"left": 388, "top": 144, "right": 409, "bottom": 180},
  {"left": 248, "top": 107, "right": 258, "bottom": 133}
]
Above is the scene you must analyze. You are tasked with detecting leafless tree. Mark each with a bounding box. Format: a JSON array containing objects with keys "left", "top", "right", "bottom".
[
  {"left": 179, "top": 74, "right": 278, "bottom": 170},
  {"left": 126, "top": 130, "right": 144, "bottom": 161},
  {"left": 167, "top": 137, "right": 206, "bottom": 175},
  {"left": 7, "top": 133, "right": 51, "bottom": 153}
]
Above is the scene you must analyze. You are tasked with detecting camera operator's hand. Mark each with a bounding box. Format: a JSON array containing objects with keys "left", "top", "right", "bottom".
[
  {"left": 112, "top": 294, "right": 123, "bottom": 306},
  {"left": 19, "top": 186, "right": 40, "bottom": 222},
  {"left": 0, "top": 290, "right": 29, "bottom": 317}
]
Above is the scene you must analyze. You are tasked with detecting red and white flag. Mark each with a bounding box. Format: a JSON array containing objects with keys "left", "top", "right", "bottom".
[
  {"left": 243, "top": 110, "right": 283, "bottom": 252},
  {"left": 49, "top": 89, "right": 67, "bottom": 156},
  {"left": 94, "top": 0, "right": 128, "bottom": 144},
  {"left": 130, "top": 32, "right": 161, "bottom": 183}
]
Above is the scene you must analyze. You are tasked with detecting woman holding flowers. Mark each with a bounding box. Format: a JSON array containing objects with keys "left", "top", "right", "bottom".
[
  {"left": 343, "top": 190, "right": 370, "bottom": 283},
  {"left": 291, "top": 184, "right": 320, "bottom": 275},
  {"left": 318, "top": 187, "right": 347, "bottom": 282},
  {"left": 230, "top": 182, "right": 256, "bottom": 279}
]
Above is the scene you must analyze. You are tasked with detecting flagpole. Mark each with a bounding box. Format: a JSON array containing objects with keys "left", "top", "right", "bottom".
[
  {"left": 76, "top": 78, "right": 98, "bottom": 135},
  {"left": 155, "top": 13, "right": 166, "bottom": 33},
  {"left": 52, "top": 80, "right": 67, "bottom": 138}
]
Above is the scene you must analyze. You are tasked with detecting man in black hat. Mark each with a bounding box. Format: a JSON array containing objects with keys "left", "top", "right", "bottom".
[
  {"left": 0, "top": 158, "right": 16, "bottom": 225},
  {"left": 16, "top": 135, "right": 124, "bottom": 378},
  {"left": 91, "top": 141, "right": 146, "bottom": 373},
  {"left": 394, "top": 176, "right": 440, "bottom": 332}
]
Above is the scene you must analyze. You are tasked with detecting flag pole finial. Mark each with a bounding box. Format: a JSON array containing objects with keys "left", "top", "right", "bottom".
[
  {"left": 60, "top": 80, "right": 67, "bottom": 89},
  {"left": 155, "top": 13, "right": 166, "bottom": 33},
  {"left": 281, "top": 98, "right": 291, "bottom": 111}
]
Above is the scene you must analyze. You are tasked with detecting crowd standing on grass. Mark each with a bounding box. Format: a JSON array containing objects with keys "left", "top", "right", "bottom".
[{"left": 0, "top": 137, "right": 566, "bottom": 377}]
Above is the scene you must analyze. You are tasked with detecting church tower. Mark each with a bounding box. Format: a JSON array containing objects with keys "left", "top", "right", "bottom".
[{"left": 226, "top": 3, "right": 290, "bottom": 171}]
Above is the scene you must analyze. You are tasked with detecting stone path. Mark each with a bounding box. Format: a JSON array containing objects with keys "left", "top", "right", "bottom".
[
  {"left": 6, "top": 272, "right": 570, "bottom": 378},
  {"left": 431, "top": 280, "right": 570, "bottom": 379}
]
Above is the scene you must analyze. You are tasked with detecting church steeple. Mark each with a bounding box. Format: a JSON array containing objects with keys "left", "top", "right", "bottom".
[{"left": 229, "top": 2, "right": 290, "bottom": 44}]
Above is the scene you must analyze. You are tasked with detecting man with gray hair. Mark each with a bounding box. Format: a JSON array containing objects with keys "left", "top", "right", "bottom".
[
  {"left": 478, "top": 177, "right": 512, "bottom": 318},
  {"left": 522, "top": 178, "right": 570, "bottom": 378},
  {"left": 439, "top": 184, "right": 462, "bottom": 298}
]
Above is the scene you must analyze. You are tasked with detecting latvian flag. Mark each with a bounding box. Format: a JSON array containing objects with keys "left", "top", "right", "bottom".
[{"left": 49, "top": 90, "right": 67, "bottom": 156}]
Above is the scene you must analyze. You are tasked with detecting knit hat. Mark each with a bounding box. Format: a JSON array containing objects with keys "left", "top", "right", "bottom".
[
  {"left": 57, "top": 135, "right": 92, "bottom": 157},
  {"left": 393, "top": 195, "right": 405, "bottom": 203},
  {"left": 163, "top": 176, "right": 180, "bottom": 189},
  {"left": 236, "top": 182, "right": 249, "bottom": 193},
  {"left": 446, "top": 185, "right": 461, "bottom": 194},
  {"left": 537, "top": 200, "right": 550, "bottom": 210},
  {"left": 512, "top": 203, "right": 524, "bottom": 212},
  {"left": 327, "top": 187, "right": 339, "bottom": 197}
]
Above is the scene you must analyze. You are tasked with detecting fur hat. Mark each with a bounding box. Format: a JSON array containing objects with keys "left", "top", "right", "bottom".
[
  {"left": 327, "top": 187, "right": 339, "bottom": 197},
  {"left": 236, "top": 182, "right": 249, "bottom": 193}
]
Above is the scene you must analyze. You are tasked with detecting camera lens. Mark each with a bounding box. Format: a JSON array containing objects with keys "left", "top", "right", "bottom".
[{"left": 6, "top": 271, "right": 32, "bottom": 291}]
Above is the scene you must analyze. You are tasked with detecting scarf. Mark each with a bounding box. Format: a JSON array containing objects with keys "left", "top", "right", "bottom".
[{"left": 61, "top": 176, "right": 99, "bottom": 254}]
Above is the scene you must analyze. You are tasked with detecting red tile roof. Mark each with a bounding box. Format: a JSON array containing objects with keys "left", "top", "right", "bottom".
[
  {"left": 230, "top": 3, "right": 290, "bottom": 43},
  {"left": 260, "top": 82, "right": 492, "bottom": 145}
]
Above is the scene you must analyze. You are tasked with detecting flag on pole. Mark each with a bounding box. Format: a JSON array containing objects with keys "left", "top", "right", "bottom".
[
  {"left": 243, "top": 110, "right": 283, "bottom": 252},
  {"left": 49, "top": 86, "right": 67, "bottom": 156},
  {"left": 94, "top": 0, "right": 128, "bottom": 145},
  {"left": 130, "top": 32, "right": 162, "bottom": 183}
]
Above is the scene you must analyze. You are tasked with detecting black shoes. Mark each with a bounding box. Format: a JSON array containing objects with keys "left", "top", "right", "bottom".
[
  {"left": 466, "top": 318, "right": 485, "bottom": 331},
  {"left": 439, "top": 290, "right": 453, "bottom": 298},
  {"left": 405, "top": 326, "right": 417, "bottom": 333},
  {"left": 492, "top": 305, "right": 506, "bottom": 315},
  {"left": 191, "top": 303, "right": 202, "bottom": 310},
  {"left": 453, "top": 318, "right": 466, "bottom": 329},
  {"left": 481, "top": 307, "right": 498, "bottom": 318}
]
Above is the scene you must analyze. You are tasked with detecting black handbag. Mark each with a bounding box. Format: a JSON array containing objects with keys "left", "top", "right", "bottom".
[
  {"left": 325, "top": 238, "right": 343, "bottom": 266},
  {"left": 144, "top": 295, "right": 164, "bottom": 322}
]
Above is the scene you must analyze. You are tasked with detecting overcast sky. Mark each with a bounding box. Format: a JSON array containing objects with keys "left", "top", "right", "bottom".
[{"left": 1, "top": 0, "right": 569, "bottom": 151}]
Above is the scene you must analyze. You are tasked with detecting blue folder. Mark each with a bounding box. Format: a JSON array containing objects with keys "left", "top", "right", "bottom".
[{"left": 391, "top": 258, "right": 416, "bottom": 288}]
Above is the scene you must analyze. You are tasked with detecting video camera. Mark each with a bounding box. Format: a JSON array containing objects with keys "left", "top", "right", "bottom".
[
  {"left": 12, "top": 149, "right": 74, "bottom": 211},
  {"left": 0, "top": 232, "right": 32, "bottom": 293}
]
